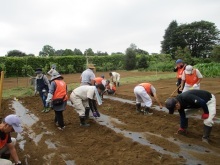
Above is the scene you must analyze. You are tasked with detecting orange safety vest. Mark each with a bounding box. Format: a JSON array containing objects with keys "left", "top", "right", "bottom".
[
  {"left": 177, "top": 67, "right": 185, "bottom": 79},
  {"left": 106, "top": 84, "right": 116, "bottom": 91},
  {"left": 139, "top": 83, "right": 152, "bottom": 96},
  {"left": 94, "top": 77, "right": 103, "bottom": 85},
  {"left": 185, "top": 69, "right": 199, "bottom": 86},
  {"left": 0, "top": 133, "right": 8, "bottom": 149},
  {"left": 52, "top": 80, "right": 68, "bottom": 101}
]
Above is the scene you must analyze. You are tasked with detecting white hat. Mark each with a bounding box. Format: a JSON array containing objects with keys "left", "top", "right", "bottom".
[
  {"left": 50, "top": 69, "right": 63, "bottom": 81},
  {"left": 185, "top": 65, "right": 193, "bottom": 74},
  {"left": 5, "top": 115, "right": 23, "bottom": 133}
]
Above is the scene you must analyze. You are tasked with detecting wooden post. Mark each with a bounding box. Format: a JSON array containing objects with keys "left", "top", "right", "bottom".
[{"left": 0, "top": 71, "right": 4, "bottom": 114}]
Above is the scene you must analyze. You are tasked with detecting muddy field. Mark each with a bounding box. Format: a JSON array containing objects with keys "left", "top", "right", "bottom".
[{"left": 1, "top": 71, "right": 220, "bottom": 165}]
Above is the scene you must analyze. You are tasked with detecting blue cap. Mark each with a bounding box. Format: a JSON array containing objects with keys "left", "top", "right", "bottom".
[{"left": 176, "top": 59, "right": 183, "bottom": 64}]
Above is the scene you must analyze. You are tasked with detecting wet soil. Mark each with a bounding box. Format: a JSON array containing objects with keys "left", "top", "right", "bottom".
[{"left": 1, "top": 71, "right": 220, "bottom": 165}]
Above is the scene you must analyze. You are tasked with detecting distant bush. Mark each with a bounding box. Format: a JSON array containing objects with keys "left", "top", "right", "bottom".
[{"left": 194, "top": 62, "right": 220, "bottom": 77}]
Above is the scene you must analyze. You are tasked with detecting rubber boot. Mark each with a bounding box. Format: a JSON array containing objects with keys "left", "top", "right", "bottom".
[
  {"left": 41, "top": 107, "right": 46, "bottom": 112},
  {"left": 117, "top": 82, "right": 120, "bottom": 87},
  {"left": 79, "top": 116, "right": 90, "bottom": 127},
  {"left": 136, "top": 103, "right": 141, "bottom": 113},
  {"left": 144, "top": 107, "right": 153, "bottom": 115},
  {"left": 44, "top": 107, "right": 50, "bottom": 113},
  {"left": 85, "top": 107, "right": 90, "bottom": 120},
  {"left": 202, "top": 125, "right": 212, "bottom": 143}
]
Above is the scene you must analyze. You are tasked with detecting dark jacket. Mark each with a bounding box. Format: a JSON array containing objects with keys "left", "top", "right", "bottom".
[{"left": 176, "top": 90, "right": 212, "bottom": 128}]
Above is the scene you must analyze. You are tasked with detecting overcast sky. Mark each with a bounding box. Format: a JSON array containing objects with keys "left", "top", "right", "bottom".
[{"left": 0, "top": 0, "right": 220, "bottom": 56}]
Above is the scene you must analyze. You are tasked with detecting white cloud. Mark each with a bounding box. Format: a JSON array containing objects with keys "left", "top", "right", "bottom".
[{"left": 0, "top": 0, "right": 220, "bottom": 56}]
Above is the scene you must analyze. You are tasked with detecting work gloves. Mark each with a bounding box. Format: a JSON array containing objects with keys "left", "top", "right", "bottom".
[
  {"left": 201, "top": 113, "right": 209, "bottom": 119},
  {"left": 93, "top": 111, "right": 100, "bottom": 118},
  {"left": 193, "top": 84, "right": 199, "bottom": 88},
  {"left": 46, "top": 93, "right": 53, "bottom": 107}
]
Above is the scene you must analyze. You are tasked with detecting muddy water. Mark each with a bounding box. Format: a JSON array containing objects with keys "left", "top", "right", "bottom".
[{"left": 12, "top": 100, "right": 75, "bottom": 165}]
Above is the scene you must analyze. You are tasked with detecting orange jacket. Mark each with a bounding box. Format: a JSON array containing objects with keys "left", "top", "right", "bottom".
[
  {"left": 106, "top": 84, "right": 116, "bottom": 91},
  {"left": 94, "top": 77, "right": 103, "bottom": 85},
  {"left": 53, "top": 80, "right": 68, "bottom": 101},
  {"left": 139, "top": 83, "right": 152, "bottom": 95},
  {"left": 177, "top": 67, "right": 185, "bottom": 79},
  {"left": 0, "top": 134, "right": 8, "bottom": 149},
  {"left": 185, "top": 70, "right": 199, "bottom": 86}
]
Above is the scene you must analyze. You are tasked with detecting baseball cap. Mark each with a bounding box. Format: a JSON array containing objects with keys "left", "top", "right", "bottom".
[
  {"left": 165, "top": 98, "right": 177, "bottom": 114},
  {"left": 4, "top": 114, "right": 23, "bottom": 133},
  {"left": 176, "top": 59, "right": 183, "bottom": 64},
  {"left": 35, "top": 68, "right": 42, "bottom": 74},
  {"left": 185, "top": 65, "right": 193, "bottom": 74}
]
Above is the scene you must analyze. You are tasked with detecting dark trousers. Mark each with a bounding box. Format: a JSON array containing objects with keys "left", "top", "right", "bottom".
[
  {"left": 176, "top": 79, "right": 183, "bottom": 94},
  {"left": 54, "top": 111, "right": 64, "bottom": 128},
  {"left": 39, "top": 92, "right": 47, "bottom": 107}
]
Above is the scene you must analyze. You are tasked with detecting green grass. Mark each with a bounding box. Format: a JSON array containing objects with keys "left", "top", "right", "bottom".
[
  {"left": 120, "top": 73, "right": 175, "bottom": 85},
  {"left": 2, "top": 87, "right": 34, "bottom": 99},
  {"left": 2, "top": 73, "right": 175, "bottom": 99}
]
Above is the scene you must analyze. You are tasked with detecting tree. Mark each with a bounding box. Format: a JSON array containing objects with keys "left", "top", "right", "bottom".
[
  {"left": 55, "top": 49, "right": 65, "bottom": 56},
  {"left": 6, "top": 50, "right": 27, "bottom": 57},
  {"left": 129, "top": 43, "right": 137, "bottom": 50},
  {"left": 125, "top": 47, "right": 136, "bottom": 70},
  {"left": 95, "top": 51, "right": 108, "bottom": 56},
  {"left": 135, "top": 48, "right": 149, "bottom": 55},
  {"left": 161, "top": 20, "right": 178, "bottom": 56},
  {"left": 137, "top": 55, "right": 148, "bottom": 69},
  {"left": 210, "top": 45, "right": 220, "bottom": 62},
  {"left": 161, "top": 20, "right": 220, "bottom": 58},
  {"left": 62, "top": 49, "right": 74, "bottom": 56},
  {"left": 175, "top": 47, "right": 192, "bottom": 65},
  {"left": 73, "top": 48, "right": 83, "bottom": 55},
  {"left": 39, "top": 45, "right": 55, "bottom": 56},
  {"left": 84, "top": 48, "right": 94, "bottom": 56}
]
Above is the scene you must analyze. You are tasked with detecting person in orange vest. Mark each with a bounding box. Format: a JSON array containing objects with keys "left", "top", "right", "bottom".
[
  {"left": 134, "top": 83, "right": 163, "bottom": 115},
  {"left": 0, "top": 115, "right": 23, "bottom": 165},
  {"left": 180, "top": 65, "right": 203, "bottom": 93},
  {"left": 46, "top": 69, "right": 68, "bottom": 131},
  {"left": 94, "top": 75, "right": 105, "bottom": 85},
  {"left": 104, "top": 80, "right": 116, "bottom": 95},
  {"left": 174, "top": 59, "right": 186, "bottom": 94}
]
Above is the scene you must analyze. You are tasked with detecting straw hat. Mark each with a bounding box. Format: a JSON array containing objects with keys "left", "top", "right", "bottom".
[{"left": 87, "top": 64, "right": 95, "bottom": 69}]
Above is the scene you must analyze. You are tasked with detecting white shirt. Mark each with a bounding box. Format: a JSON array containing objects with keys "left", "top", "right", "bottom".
[{"left": 73, "top": 86, "right": 96, "bottom": 100}]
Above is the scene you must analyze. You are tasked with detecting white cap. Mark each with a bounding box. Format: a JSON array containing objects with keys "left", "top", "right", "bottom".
[
  {"left": 5, "top": 115, "right": 23, "bottom": 133},
  {"left": 185, "top": 65, "right": 193, "bottom": 74}
]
